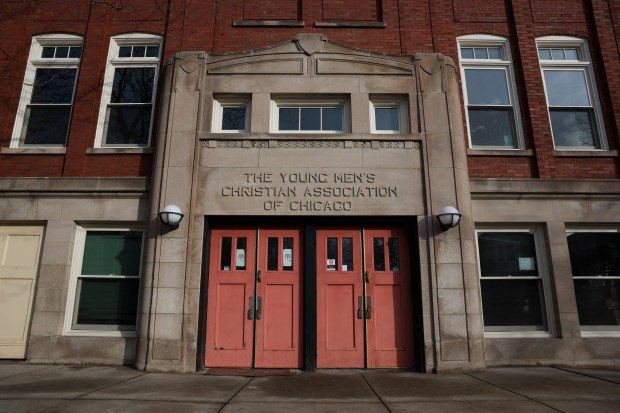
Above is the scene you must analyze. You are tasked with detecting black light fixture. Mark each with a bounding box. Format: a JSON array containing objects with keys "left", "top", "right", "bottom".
[
  {"left": 437, "top": 206, "right": 462, "bottom": 230},
  {"left": 159, "top": 204, "right": 184, "bottom": 228}
]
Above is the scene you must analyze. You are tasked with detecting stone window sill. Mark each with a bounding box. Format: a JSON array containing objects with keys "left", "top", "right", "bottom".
[
  {"left": 553, "top": 149, "right": 617, "bottom": 157},
  {"left": 467, "top": 149, "right": 533, "bottom": 156},
  {"left": 314, "top": 21, "right": 386, "bottom": 28},
  {"left": 1, "top": 147, "right": 67, "bottom": 154},
  {"left": 86, "top": 148, "right": 153, "bottom": 155},
  {"left": 233, "top": 20, "right": 305, "bottom": 27}
]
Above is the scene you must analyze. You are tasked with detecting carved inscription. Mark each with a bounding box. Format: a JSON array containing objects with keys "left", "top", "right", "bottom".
[{"left": 220, "top": 171, "right": 398, "bottom": 212}]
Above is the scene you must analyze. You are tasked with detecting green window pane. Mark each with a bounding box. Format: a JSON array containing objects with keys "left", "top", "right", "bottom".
[
  {"left": 81, "top": 231, "right": 143, "bottom": 275},
  {"left": 76, "top": 278, "right": 139, "bottom": 326}
]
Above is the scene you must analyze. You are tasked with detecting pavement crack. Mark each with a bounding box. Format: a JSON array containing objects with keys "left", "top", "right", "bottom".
[
  {"left": 72, "top": 371, "right": 147, "bottom": 401},
  {"left": 466, "top": 373, "right": 564, "bottom": 413},
  {"left": 361, "top": 373, "right": 393, "bottom": 413},
  {"left": 553, "top": 366, "right": 620, "bottom": 385},
  {"left": 216, "top": 376, "right": 254, "bottom": 412}
]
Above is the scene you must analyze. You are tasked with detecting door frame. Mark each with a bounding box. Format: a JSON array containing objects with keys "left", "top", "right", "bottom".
[{"left": 198, "top": 216, "right": 424, "bottom": 372}]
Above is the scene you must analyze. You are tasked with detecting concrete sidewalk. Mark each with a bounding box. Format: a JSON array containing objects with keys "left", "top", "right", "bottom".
[{"left": 0, "top": 364, "right": 618, "bottom": 412}]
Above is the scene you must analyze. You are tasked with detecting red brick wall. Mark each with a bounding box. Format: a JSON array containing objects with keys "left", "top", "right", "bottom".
[{"left": 0, "top": 0, "right": 618, "bottom": 179}]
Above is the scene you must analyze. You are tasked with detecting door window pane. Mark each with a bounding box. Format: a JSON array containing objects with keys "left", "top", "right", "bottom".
[
  {"left": 283, "top": 237, "right": 294, "bottom": 271},
  {"left": 235, "top": 237, "right": 247, "bottom": 270},
  {"left": 342, "top": 237, "right": 353, "bottom": 271},
  {"left": 220, "top": 237, "right": 232, "bottom": 271},
  {"left": 327, "top": 237, "right": 338, "bottom": 271},
  {"left": 373, "top": 238, "right": 385, "bottom": 271},
  {"left": 388, "top": 238, "right": 400, "bottom": 272},
  {"left": 267, "top": 237, "right": 279, "bottom": 271}
]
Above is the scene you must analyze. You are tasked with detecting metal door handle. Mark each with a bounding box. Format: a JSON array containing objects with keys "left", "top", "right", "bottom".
[
  {"left": 256, "top": 296, "right": 262, "bottom": 320},
  {"left": 364, "top": 270, "right": 369, "bottom": 283},
  {"left": 357, "top": 296, "right": 364, "bottom": 319},
  {"left": 365, "top": 296, "right": 372, "bottom": 319},
  {"left": 248, "top": 296, "right": 255, "bottom": 320},
  {"left": 256, "top": 270, "right": 262, "bottom": 283}
]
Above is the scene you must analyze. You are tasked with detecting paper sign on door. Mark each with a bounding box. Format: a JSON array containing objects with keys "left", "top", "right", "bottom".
[
  {"left": 283, "top": 248, "right": 293, "bottom": 268},
  {"left": 236, "top": 249, "right": 246, "bottom": 268}
]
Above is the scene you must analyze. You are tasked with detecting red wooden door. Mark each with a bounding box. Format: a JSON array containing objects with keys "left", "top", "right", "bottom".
[
  {"left": 316, "top": 226, "right": 414, "bottom": 368},
  {"left": 364, "top": 227, "right": 414, "bottom": 368},
  {"left": 255, "top": 228, "right": 303, "bottom": 368},
  {"left": 316, "top": 229, "right": 364, "bottom": 368},
  {"left": 205, "top": 228, "right": 256, "bottom": 368}
]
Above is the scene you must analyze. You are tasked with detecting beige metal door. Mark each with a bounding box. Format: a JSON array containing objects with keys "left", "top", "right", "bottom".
[{"left": 0, "top": 226, "right": 44, "bottom": 358}]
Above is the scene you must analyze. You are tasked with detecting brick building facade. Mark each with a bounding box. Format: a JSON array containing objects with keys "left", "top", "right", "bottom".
[{"left": 0, "top": 0, "right": 619, "bottom": 372}]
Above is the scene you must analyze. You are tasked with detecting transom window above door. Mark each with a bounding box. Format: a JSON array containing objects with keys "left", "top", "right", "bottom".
[{"left": 271, "top": 97, "right": 350, "bottom": 133}]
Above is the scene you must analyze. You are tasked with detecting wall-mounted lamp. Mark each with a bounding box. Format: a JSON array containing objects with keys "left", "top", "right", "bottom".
[
  {"left": 159, "top": 204, "right": 184, "bottom": 228},
  {"left": 437, "top": 206, "right": 462, "bottom": 231}
]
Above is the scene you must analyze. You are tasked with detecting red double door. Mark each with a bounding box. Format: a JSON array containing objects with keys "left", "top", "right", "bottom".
[
  {"left": 205, "top": 227, "right": 303, "bottom": 368},
  {"left": 316, "top": 227, "right": 414, "bottom": 368},
  {"left": 205, "top": 225, "right": 414, "bottom": 369}
]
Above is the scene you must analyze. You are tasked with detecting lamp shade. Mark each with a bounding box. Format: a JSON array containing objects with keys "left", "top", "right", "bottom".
[
  {"left": 437, "top": 206, "right": 462, "bottom": 230},
  {"left": 159, "top": 204, "right": 184, "bottom": 227}
]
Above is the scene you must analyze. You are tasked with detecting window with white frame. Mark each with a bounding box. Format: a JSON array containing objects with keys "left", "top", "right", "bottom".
[
  {"left": 212, "top": 96, "right": 251, "bottom": 132},
  {"left": 95, "top": 33, "right": 161, "bottom": 147},
  {"left": 369, "top": 97, "right": 409, "bottom": 133},
  {"left": 476, "top": 229, "right": 550, "bottom": 333},
  {"left": 537, "top": 36, "right": 606, "bottom": 150},
  {"left": 271, "top": 97, "right": 350, "bottom": 133},
  {"left": 458, "top": 35, "right": 522, "bottom": 149},
  {"left": 11, "top": 34, "right": 83, "bottom": 147},
  {"left": 65, "top": 228, "right": 143, "bottom": 334},
  {"left": 566, "top": 229, "right": 620, "bottom": 332}
]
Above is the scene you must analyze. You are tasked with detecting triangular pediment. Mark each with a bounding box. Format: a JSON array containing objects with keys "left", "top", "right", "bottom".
[{"left": 206, "top": 34, "right": 414, "bottom": 76}]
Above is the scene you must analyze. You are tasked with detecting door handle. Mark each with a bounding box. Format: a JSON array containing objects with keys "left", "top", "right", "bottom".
[
  {"left": 357, "top": 296, "right": 364, "bottom": 319},
  {"left": 248, "top": 296, "right": 255, "bottom": 320},
  {"left": 365, "top": 296, "right": 372, "bottom": 319},
  {"left": 256, "top": 296, "right": 262, "bottom": 320},
  {"left": 256, "top": 270, "right": 262, "bottom": 283},
  {"left": 364, "top": 269, "right": 370, "bottom": 283}
]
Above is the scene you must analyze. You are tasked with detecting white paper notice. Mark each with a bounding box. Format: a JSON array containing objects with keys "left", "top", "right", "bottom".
[
  {"left": 518, "top": 257, "right": 535, "bottom": 271},
  {"left": 283, "top": 248, "right": 293, "bottom": 267},
  {"left": 341, "top": 265, "right": 348, "bottom": 271},
  {"left": 236, "top": 249, "right": 246, "bottom": 268}
]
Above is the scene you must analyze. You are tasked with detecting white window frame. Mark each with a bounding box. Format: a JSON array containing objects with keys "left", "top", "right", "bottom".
[
  {"left": 63, "top": 226, "right": 144, "bottom": 337},
  {"left": 537, "top": 36, "right": 607, "bottom": 151},
  {"left": 212, "top": 96, "right": 251, "bottom": 133},
  {"left": 475, "top": 227, "right": 555, "bottom": 337},
  {"left": 270, "top": 96, "right": 351, "bottom": 133},
  {"left": 10, "top": 34, "right": 83, "bottom": 148},
  {"left": 457, "top": 35, "right": 524, "bottom": 150},
  {"left": 369, "top": 97, "right": 409, "bottom": 134},
  {"left": 94, "top": 33, "right": 161, "bottom": 148},
  {"left": 566, "top": 228, "right": 620, "bottom": 336}
]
